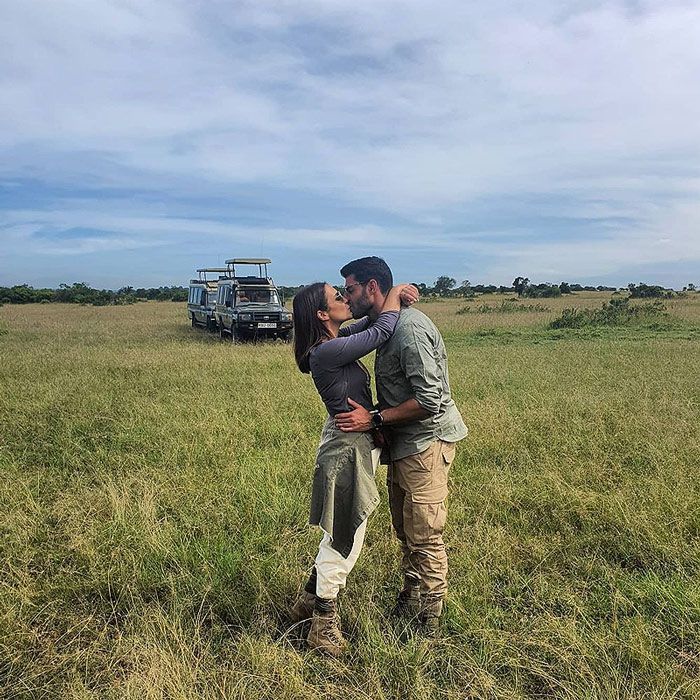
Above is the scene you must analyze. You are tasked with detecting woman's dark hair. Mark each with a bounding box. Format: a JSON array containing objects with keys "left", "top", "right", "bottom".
[{"left": 293, "top": 282, "right": 331, "bottom": 373}]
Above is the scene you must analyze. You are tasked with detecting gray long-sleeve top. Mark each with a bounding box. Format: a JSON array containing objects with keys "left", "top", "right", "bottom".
[
  {"left": 309, "top": 311, "right": 399, "bottom": 416},
  {"left": 307, "top": 310, "right": 399, "bottom": 557}
]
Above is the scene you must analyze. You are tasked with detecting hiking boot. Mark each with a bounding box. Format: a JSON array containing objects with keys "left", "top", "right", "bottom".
[
  {"left": 290, "top": 591, "right": 316, "bottom": 623},
  {"left": 290, "top": 567, "right": 317, "bottom": 623},
  {"left": 307, "top": 598, "right": 347, "bottom": 656},
  {"left": 418, "top": 594, "right": 444, "bottom": 638},
  {"left": 391, "top": 575, "right": 421, "bottom": 619}
]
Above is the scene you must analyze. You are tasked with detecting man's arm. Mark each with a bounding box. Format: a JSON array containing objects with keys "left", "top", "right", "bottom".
[
  {"left": 381, "top": 398, "right": 431, "bottom": 425},
  {"left": 334, "top": 397, "right": 430, "bottom": 432}
]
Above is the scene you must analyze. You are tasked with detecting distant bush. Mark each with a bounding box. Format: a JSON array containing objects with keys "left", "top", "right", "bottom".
[
  {"left": 279, "top": 284, "right": 305, "bottom": 300},
  {"left": 524, "top": 283, "right": 562, "bottom": 299},
  {"left": 627, "top": 283, "right": 675, "bottom": 299},
  {"left": 470, "top": 284, "right": 502, "bottom": 294},
  {"left": 458, "top": 299, "right": 551, "bottom": 315},
  {"left": 549, "top": 298, "right": 667, "bottom": 329}
]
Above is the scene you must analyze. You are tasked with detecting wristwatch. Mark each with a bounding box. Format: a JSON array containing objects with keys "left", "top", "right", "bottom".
[{"left": 370, "top": 410, "right": 384, "bottom": 429}]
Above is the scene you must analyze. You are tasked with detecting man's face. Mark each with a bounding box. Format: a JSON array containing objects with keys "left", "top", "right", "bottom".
[{"left": 343, "top": 274, "right": 373, "bottom": 319}]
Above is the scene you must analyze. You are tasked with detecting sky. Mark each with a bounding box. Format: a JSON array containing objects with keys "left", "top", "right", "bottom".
[{"left": 1, "top": 0, "right": 699, "bottom": 289}]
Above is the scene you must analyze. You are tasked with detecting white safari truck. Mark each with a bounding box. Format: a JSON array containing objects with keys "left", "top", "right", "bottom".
[
  {"left": 214, "top": 258, "right": 293, "bottom": 342},
  {"left": 188, "top": 268, "right": 228, "bottom": 330}
]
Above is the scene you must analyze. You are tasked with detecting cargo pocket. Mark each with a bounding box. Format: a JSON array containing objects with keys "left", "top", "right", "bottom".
[
  {"left": 404, "top": 442, "right": 452, "bottom": 505},
  {"left": 433, "top": 441, "right": 456, "bottom": 502},
  {"left": 409, "top": 501, "right": 447, "bottom": 544},
  {"left": 399, "top": 447, "right": 437, "bottom": 501}
]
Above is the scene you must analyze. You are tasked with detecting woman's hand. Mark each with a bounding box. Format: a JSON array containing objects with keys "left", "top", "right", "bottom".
[
  {"left": 398, "top": 284, "right": 419, "bottom": 307},
  {"left": 382, "top": 284, "right": 420, "bottom": 313}
]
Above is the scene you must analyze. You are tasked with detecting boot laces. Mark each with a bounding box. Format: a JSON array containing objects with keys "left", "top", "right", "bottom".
[{"left": 321, "top": 616, "right": 343, "bottom": 644}]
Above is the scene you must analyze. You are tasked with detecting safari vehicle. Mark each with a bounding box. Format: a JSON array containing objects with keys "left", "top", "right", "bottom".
[
  {"left": 215, "top": 258, "right": 293, "bottom": 342},
  {"left": 188, "top": 268, "right": 228, "bottom": 330}
]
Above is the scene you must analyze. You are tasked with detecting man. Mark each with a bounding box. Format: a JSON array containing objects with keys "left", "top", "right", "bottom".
[{"left": 335, "top": 256, "right": 468, "bottom": 635}]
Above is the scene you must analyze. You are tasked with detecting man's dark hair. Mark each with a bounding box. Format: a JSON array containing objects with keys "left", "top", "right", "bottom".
[{"left": 340, "top": 256, "right": 393, "bottom": 294}]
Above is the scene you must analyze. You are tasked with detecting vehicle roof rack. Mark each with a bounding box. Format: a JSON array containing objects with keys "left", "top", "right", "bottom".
[
  {"left": 224, "top": 258, "right": 272, "bottom": 264},
  {"left": 195, "top": 267, "right": 231, "bottom": 283},
  {"left": 224, "top": 258, "right": 272, "bottom": 279}
]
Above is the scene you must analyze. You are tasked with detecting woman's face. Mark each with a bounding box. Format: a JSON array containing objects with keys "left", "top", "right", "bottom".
[{"left": 323, "top": 283, "right": 352, "bottom": 324}]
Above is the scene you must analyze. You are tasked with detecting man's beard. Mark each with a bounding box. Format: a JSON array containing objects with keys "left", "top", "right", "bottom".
[{"left": 350, "top": 291, "right": 372, "bottom": 319}]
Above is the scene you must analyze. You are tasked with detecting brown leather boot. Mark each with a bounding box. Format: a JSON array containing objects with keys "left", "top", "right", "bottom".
[
  {"left": 391, "top": 574, "right": 421, "bottom": 619},
  {"left": 418, "top": 594, "right": 444, "bottom": 637},
  {"left": 290, "top": 568, "right": 317, "bottom": 623},
  {"left": 290, "top": 591, "right": 316, "bottom": 623},
  {"left": 307, "top": 598, "right": 347, "bottom": 656}
]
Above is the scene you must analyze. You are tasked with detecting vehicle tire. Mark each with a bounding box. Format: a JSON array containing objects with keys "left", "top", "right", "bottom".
[
  {"left": 219, "top": 324, "right": 225, "bottom": 341},
  {"left": 280, "top": 332, "right": 291, "bottom": 343}
]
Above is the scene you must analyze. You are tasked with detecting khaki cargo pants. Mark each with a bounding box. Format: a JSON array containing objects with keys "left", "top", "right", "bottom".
[{"left": 387, "top": 440, "right": 456, "bottom": 597}]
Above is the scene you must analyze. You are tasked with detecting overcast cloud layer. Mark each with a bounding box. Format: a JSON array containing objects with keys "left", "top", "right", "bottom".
[{"left": 1, "top": 0, "right": 699, "bottom": 287}]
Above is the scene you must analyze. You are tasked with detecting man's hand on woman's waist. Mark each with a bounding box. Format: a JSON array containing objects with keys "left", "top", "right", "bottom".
[
  {"left": 335, "top": 398, "right": 373, "bottom": 432},
  {"left": 335, "top": 397, "right": 431, "bottom": 432}
]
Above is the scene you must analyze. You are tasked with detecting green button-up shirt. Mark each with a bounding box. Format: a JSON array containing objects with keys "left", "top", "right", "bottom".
[{"left": 375, "top": 307, "right": 468, "bottom": 460}]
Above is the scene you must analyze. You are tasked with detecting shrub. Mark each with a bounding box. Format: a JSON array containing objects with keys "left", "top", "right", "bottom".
[
  {"left": 628, "top": 283, "right": 674, "bottom": 299},
  {"left": 549, "top": 298, "right": 667, "bottom": 329},
  {"left": 525, "top": 283, "right": 562, "bottom": 298}
]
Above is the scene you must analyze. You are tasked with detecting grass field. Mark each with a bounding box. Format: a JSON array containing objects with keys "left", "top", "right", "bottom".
[{"left": 1, "top": 293, "right": 699, "bottom": 699}]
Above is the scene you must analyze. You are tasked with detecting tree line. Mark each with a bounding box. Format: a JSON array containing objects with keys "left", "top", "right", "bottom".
[
  {"left": 417, "top": 277, "right": 694, "bottom": 299},
  {"left": 416, "top": 276, "right": 619, "bottom": 298},
  {"left": 0, "top": 282, "right": 188, "bottom": 306},
  {"left": 1, "top": 278, "right": 695, "bottom": 306}
]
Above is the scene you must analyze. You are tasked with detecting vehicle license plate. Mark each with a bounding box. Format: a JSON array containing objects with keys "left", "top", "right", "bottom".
[{"left": 257, "top": 322, "right": 277, "bottom": 329}]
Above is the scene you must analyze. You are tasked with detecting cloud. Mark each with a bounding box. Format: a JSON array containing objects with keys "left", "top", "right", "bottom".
[{"left": 1, "top": 0, "right": 699, "bottom": 286}]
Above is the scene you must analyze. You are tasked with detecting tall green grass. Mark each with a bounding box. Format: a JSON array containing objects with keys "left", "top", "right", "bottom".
[{"left": 1, "top": 295, "right": 699, "bottom": 699}]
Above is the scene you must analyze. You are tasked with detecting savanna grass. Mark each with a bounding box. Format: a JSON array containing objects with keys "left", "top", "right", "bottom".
[
  {"left": 1, "top": 293, "right": 699, "bottom": 699},
  {"left": 457, "top": 300, "right": 551, "bottom": 315}
]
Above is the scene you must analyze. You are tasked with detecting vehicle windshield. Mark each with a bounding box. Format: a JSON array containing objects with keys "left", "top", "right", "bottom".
[{"left": 236, "top": 288, "right": 280, "bottom": 305}]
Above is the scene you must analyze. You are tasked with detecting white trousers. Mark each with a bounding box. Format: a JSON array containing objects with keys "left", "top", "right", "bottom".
[{"left": 314, "top": 447, "right": 380, "bottom": 600}]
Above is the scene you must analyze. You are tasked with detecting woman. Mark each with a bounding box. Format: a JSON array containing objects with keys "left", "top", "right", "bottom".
[{"left": 290, "top": 281, "right": 416, "bottom": 655}]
